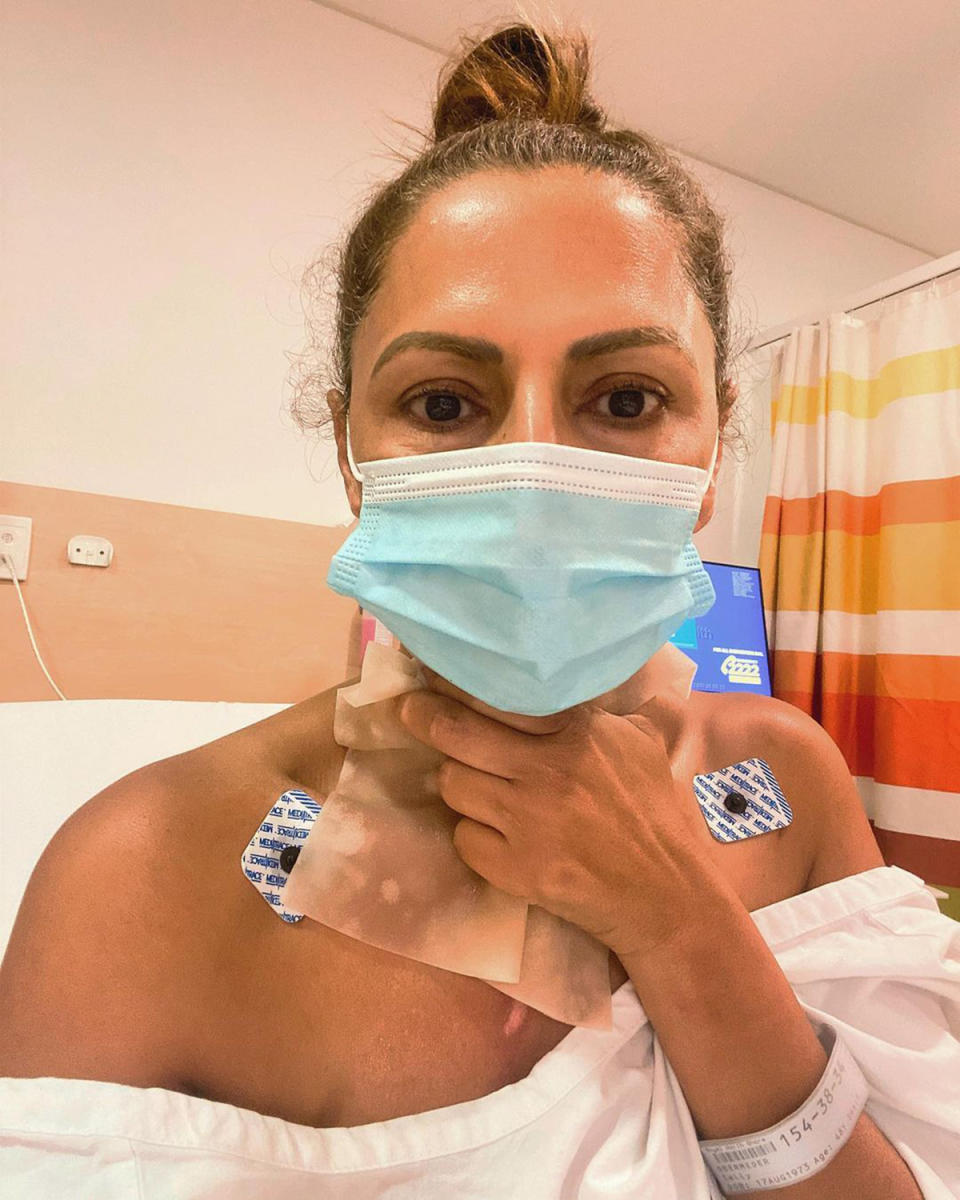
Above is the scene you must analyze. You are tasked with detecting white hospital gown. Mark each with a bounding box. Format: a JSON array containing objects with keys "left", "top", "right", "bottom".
[{"left": 1, "top": 866, "right": 958, "bottom": 1199}]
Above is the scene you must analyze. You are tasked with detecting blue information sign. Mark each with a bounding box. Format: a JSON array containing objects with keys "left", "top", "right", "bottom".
[{"left": 669, "top": 562, "right": 772, "bottom": 696}]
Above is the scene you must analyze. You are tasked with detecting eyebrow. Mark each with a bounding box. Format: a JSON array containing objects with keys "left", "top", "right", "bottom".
[{"left": 369, "top": 325, "right": 697, "bottom": 379}]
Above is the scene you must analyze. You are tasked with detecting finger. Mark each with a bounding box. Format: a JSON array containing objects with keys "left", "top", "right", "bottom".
[
  {"left": 399, "top": 691, "right": 530, "bottom": 778},
  {"left": 437, "top": 758, "right": 514, "bottom": 833},
  {"left": 452, "top": 818, "right": 523, "bottom": 897}
]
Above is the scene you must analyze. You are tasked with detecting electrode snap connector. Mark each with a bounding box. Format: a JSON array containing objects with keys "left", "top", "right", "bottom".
[{"left": 279, "top": 845, "right": 301, "bottom": 873}]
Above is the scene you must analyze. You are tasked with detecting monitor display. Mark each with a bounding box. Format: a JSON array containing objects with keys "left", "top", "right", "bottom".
[{"left": 669, "top": 562, "right": 772, "bottom": 696}]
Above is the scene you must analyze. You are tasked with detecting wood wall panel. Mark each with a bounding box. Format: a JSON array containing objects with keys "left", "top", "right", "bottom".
[{"left": 0, "top": 481, "right": 358, "bottom": 702}]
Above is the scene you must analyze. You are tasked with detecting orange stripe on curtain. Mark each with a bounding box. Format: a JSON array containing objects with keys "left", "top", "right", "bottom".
[
  {"left": 770, "top": 691, "right": 955, "bottom": 788},
  {"left": 758, "top": 282, "right": 960, "bottom": 889},
  {"left": 763, "top": 476, "right": 960, "bottom": 536},
  {"left": 772, "top": 650, "right": 960, "bottom": 700}
]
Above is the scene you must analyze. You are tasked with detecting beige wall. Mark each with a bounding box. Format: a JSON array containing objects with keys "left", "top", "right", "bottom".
[{"left": 0, "top": 481, "right": 356, "bottom": 702}]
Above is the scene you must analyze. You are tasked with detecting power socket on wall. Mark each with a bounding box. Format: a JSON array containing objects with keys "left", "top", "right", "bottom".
[{"left": 0, "top": 515, "right": 32, "bottom": 581}]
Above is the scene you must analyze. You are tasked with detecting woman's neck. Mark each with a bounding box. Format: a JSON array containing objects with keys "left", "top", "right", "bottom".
[{"left": 412, "top": 643, "right": 692, "bottom": 763}]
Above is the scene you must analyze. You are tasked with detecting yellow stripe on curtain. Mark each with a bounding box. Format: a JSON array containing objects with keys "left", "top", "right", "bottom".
[
  {"left": 770, "top": 343, "right": 960, "bottom": 428},
  {"left": 759, "top": 279, "right": 960, "bottom": 912},
  {"left": 768, "top": 524, "right": 960, "bottom": 612}
]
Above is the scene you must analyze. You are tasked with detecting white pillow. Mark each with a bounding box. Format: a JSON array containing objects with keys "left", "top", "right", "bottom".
[{"left": 0, "top": 699, "right": 288, "bottom": 958}]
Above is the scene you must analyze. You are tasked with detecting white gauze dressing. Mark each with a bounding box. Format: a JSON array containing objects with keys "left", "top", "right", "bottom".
[{"left": 281, "top": 638, "right": 697, "bottom": 1029}]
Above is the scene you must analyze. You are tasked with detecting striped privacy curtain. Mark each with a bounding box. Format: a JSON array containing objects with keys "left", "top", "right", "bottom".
[{"left": 759, "top": 273, "right": 960, "bottom": 898}]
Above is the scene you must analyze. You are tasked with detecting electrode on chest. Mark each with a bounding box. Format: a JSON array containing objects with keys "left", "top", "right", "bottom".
[
  {"left": 240, "top": 788, "right": 322, "bottom": 922},
  {"left": 693, "top": 758, "right": 793, "bottom": 843}
]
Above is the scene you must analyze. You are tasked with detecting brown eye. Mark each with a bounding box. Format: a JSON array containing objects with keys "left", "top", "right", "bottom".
[
  {"left": 423, "top": 393, "right": 462, "bottom": 422},
  {"left": 405, "top": 386, "right": 478, "bottom": 428},
  {"left": 593, "top": 383, "right": 668, "bottom": 420}
]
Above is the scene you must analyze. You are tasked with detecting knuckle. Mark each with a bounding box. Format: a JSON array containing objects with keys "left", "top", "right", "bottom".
[
  {"left": 451, "top": 818, "right": 475, "bottom": 859},
  {"left": 541, "top": 856, "right": 580, "bottom": 902},
  {"left": 429, "top": 707, "right": 459, "bottom": 745},
  {"left": 492, "top": 789, "right": 518, "bottom": 833}
]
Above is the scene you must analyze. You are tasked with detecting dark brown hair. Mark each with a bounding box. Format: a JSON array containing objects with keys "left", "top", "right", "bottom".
[{"left": 289, "top": 21, "right": 749, "bottom": 450}]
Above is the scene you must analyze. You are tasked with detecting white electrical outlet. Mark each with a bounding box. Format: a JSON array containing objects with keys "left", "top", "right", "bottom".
[
  {"left": 0, "top": 515, "right": 32, "bottom": 581},
  {"left": 67, "top": 535, "right": 114, "bottom": 567}
]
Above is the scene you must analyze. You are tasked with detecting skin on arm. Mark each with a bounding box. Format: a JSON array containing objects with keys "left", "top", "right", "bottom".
[
  {"left": 754, "top": 695, "right": 886, "bottom": 891},
  {"left": 702, "top": 689, "right": 885, "bottom": 895},
  {"left": 618, "top": 700, "right": 914, "bottom": 1199}
]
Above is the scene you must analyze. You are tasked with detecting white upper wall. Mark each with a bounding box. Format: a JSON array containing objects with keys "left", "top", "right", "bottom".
[
  {"left": 329, "top": 0, "right": 960, "bottom": 256},
  {"left": 2, "top": 0, "right": 930, "bottom": 540}
]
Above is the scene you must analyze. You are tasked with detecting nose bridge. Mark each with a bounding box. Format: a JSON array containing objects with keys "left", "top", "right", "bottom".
[{"left": 496, "top": 367, "right": 561, "bottom": 444}]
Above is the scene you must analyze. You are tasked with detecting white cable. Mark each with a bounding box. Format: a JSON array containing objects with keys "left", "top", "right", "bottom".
[{"left": 0, "top": 551, "right": 70, "bottom": 701}]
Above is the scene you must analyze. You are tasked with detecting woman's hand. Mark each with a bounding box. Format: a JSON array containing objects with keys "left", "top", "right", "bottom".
[{"left": 397, "top": 671, "right": 726, "bottom": 959}]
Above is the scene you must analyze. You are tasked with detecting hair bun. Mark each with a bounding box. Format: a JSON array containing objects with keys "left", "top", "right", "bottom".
[{"left": 432, "top": 23, "right": 606, "bottom": 143}]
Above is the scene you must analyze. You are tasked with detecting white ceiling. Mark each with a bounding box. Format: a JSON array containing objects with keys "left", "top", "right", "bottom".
[{"left": 314, "top": 0, "right": 959, "bottom": 257}]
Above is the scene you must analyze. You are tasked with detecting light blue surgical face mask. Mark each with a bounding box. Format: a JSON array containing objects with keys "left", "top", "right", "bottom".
[{"left": 328, "top": 421, "right": 718, "bottom": 715}]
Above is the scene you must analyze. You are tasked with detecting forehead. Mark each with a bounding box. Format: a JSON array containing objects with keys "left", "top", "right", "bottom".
[{"left": 354, "top": 165, "right": 715, "bottom": 383}]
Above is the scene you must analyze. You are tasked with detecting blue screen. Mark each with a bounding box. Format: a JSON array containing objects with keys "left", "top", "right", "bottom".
[{"left": 668, "top": 562, "right": 772, "bottom": 696}]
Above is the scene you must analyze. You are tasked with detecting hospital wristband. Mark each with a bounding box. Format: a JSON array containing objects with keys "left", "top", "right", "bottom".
[{"left": 698, "top": 1017, "right": 869, "bottom": 1195}]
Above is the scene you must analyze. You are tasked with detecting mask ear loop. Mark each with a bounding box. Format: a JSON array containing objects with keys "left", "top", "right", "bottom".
[
  {"left": 701, "top": 432, "right": 720, "bottom": 499},
  {"left": 344, "top": 412, "right": 364, "bottom": 484}
]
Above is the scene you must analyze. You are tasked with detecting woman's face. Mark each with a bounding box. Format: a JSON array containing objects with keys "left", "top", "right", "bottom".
[{"left": 330, "top": 165, "right": 723, "bottom": 532}]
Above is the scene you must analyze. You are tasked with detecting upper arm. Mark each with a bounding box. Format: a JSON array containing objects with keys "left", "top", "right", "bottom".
[
  {"left": 752, "top": 697, "right": 885, "bottom": 891},
  {"left": 0, "top": 767, "right": 198, "bottom": 1088}
]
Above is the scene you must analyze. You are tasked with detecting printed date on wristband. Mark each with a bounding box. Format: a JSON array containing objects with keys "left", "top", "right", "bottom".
[{"left": 698, "top": 1020, "right": 870, "bottom": 1194}]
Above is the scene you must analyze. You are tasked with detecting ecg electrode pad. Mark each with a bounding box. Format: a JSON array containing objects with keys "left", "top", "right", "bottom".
[
  {"left": 241, "top": 789, "right": 322, "bottom": 922},
  {"left": 693, "top": 758, "right": 793, "bottom": 842}
]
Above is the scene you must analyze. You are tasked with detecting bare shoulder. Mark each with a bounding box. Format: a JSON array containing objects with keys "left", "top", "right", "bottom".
[
  {"left": 0, "top": 682, "right": 348, "bottom": 1091},
  {"left": 0, "top": 757, "right": 209, "bottom": 1088},
  {"left": 699, "top": 690, "right": 885, "bottom": 890}
]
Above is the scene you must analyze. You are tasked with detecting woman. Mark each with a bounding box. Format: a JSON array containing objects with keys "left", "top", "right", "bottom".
[{"left": 0, "top": 21, "right": 957, "bottom": 1200}]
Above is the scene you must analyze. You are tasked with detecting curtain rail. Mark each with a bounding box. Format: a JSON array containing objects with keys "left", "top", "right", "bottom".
[{"left": 745, "top": 249, "right": 960, "bottom": 354}]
